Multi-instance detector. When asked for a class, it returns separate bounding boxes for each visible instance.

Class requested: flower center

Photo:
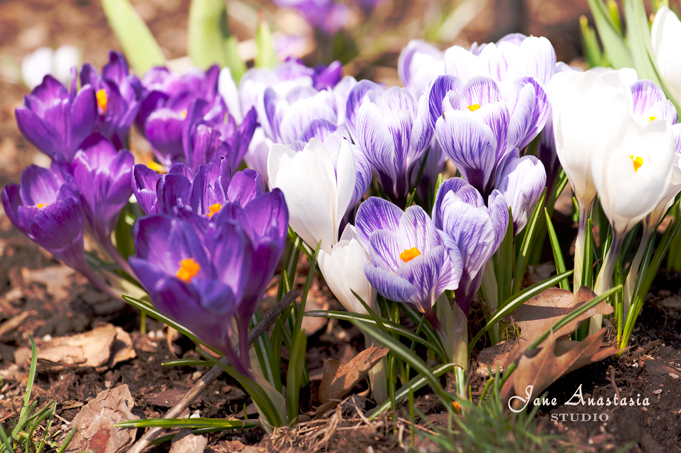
[176,258,200,283]
[36,203,48,209]
[648,116,657,122]
[467,104,481,112]
[147,160,167,174]
[96,88,108,114]
[629,155,644,173]
[207,203,222,218]
[180,109,188,119]
[399,247,421,263]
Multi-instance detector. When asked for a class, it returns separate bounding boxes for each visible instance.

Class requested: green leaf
[587,0,634,68]
[286,330,307,423]
[114,203,134,260]
[623,0,662,84]
[513,191,546,295]
[255,18,278,69]
[545,209,570,291]
[162,359,214,367]
[101,0,165,74]
[116,418,257,429]
[469,270,574,352]
[188,0,246,80]
[581,15,608,68]
[496,209,515,308]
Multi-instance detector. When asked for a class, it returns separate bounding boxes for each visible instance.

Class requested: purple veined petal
[229,108,258,168]
[68,85,98,153]
[19,165,62,207]
[168,162,194,180]
[186,124,222,172]
[436,236,463,294]
[506,36,557,86]
[15,107,64,161]
[494,146,520,185]
[279,94,338,144]
[206,219,251,297]
[496,154,546,235]
[397,205,440,254]
[647,100,678,125]
[356,100,397,188]
[346,79,385,141]
[227,169,265,206]
[30,195,84,251]
[145,108,186,164]
[426,75,463,129]
[355,196,404,249]
[461,76,502,107]
[410,94,435,164]
[384,108,414,189]
[488,189,510,250]
[157,173,193,214]
[368,229,403,272]
[498,32,528,47]
[631,80,667,116]
[132,164,161,214]
[2,185,26,235]
[239,188,289,240]
[435,111,497,195]
[297,118,339,144]
[444,45,488,83]
[364,263,417,303]
[257,87,285,142]
[394,247,446,318]
[332,76,357,126]
[432,177,485,228]
[313,61,343,90]
[398,40,444,93]
[32,75,70,104]
[350,144,372,208]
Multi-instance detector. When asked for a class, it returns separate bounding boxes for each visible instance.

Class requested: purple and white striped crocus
[79,51,141,150]
[431,75,548,197]
[432,178,508,314]
[630,80,678,127]
[15,74,97,163]
[71,134,134,270]
[444,33,557,86]
[353,86,432,206]
[398,39,445,98]
[355,197,463,330]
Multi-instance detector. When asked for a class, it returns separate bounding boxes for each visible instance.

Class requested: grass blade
[544,208,569,291]
[116,418,258,429]
[513,191,546,295]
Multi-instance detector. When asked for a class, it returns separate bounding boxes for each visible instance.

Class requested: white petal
[218,67,243,123]
[334,140,356,238]
[21,47,53,89]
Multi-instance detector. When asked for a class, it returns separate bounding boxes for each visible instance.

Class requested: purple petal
[355,197,403,248]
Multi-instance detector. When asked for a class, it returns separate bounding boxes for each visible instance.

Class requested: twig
[126,290,299,453]
[608,365,620,400]
[0,311,34,338]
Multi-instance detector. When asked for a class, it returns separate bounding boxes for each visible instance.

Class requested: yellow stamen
[467,104,481,112]
[36,203,48,209]
[147,160,167,174]
[176,258,200,283]
[207,203,222,218]
[400,247,421,263]
[180,109,188,119]
[453,401,461,412]
[629,155,644,173]
[96,88,108,114]
[648,116,657,122]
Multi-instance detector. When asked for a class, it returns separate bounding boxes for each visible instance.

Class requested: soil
[1,0,680,452]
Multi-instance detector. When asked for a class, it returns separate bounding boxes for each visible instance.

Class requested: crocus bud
[652,7,681,107]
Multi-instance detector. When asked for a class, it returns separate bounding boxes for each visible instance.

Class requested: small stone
[653,389,663,394]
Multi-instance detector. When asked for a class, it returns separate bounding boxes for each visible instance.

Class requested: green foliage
[101,0,165,74]
[255,19,278,69]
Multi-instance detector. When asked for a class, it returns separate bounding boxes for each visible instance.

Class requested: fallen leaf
[65,385,139,453]
[318,346,388,406]
[21,266,77,300]
[642,358,681,376]
[476,286,613,374]
[169,429,207,453]
[501,328,617,407]
[14,324,135,371]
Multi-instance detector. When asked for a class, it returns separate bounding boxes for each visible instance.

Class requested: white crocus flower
[549,70,630,289]
[21,45,80,89]
[652,7,681,106]
[267,138,355,254]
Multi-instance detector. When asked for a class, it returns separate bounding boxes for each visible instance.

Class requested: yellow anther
[648,116,657,122]
[36,203,48,209]
[147,160,167,174]
[176,258,200,283]
[180,109,188,119]
[96,88,108,114]
[467,104,481,112]
[400,247,421,263]
[207,203,222,218]
[629,155,644,173]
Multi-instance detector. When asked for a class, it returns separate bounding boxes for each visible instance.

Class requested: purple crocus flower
[15,74,96,162]
[71,133,134,249]
[495,150,546,236]
[353,86,432,206]
[79,51,142,150]
[432,178,508,314]
[432,75,548,197]
[355,197,463,330]
[273,0,350,34]
[630,80,678,126]
[130,214,253,375]
[2,162,87,271]
[398,39,445,98]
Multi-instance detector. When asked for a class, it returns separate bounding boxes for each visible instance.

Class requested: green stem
[589,230,624,334]
[573,199,594,292]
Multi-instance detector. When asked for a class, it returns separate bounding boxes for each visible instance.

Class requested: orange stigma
[467,104,481,112]
[629,155,644,173]
[399,247,421,263]
[96,88,108,114]
[207,203,222,218]
[147,160,167,174]
[176,258,200,283]
[36,203,48,209]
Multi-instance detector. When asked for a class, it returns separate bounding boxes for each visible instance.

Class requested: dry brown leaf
[476,286,614,374]
[318,346,388,405]
[111,327,136,367]
[65,384,139,453]
[501,328,617,408]
[169,429,208,453]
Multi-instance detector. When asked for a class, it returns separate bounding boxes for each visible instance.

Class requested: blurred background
[0,0,591,188]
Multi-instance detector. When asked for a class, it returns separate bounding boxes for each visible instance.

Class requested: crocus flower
[398,40,445,98]
[549,69,630,289]
[22,45,80,90]
[80,51,142,150]
[444,33,557,86]
[15,75,96,162]
[495,151,546,236]
[432,178,508,314]
[355,197,463,329]
[353,86,432,205]
[2,163,88,271]
[652,7,681,107]
[71,134,134,258]
[630,80,678,127]
[130,214,252,375]
[432,75,548,197]
[268,138,356,253]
